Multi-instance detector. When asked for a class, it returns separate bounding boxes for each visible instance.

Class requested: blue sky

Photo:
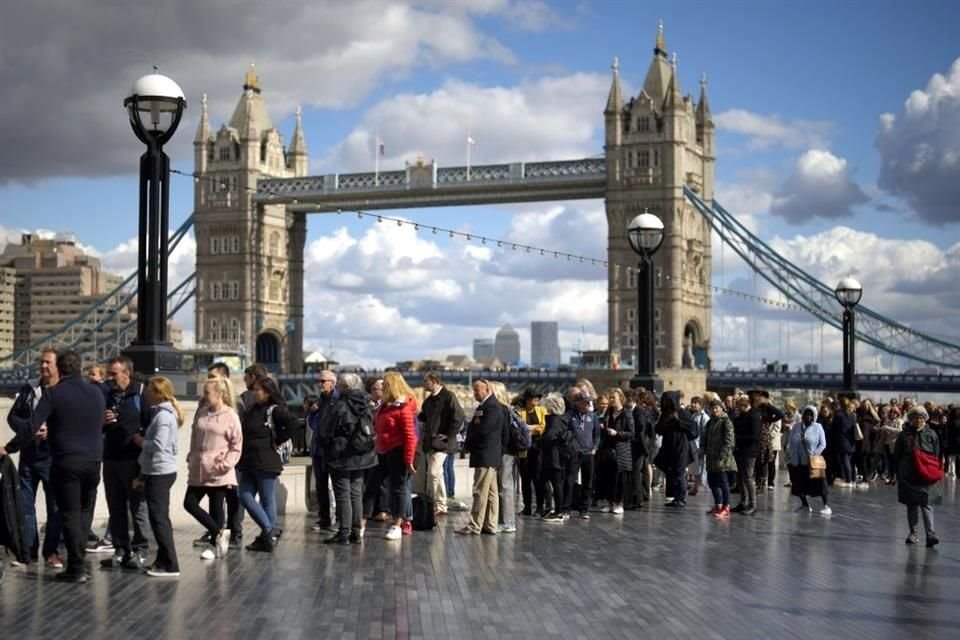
[1,0,959,371]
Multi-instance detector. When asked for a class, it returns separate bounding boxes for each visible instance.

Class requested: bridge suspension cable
[684,186,960,370]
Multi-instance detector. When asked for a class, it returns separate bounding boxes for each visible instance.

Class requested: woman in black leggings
[538,393,571,523]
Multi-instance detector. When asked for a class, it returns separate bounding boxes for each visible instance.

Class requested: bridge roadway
[2,476,957,638]
[276,369,960,404]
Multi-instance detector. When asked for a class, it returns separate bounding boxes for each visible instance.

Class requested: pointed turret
[696,72,713,124]
[239,98,259,141]
[287,105,308,175]
[230,62,274,137]
[605,56,624,115]
[641,20,672,106]
[243,61,261,94]
[195,93,212,143]
[664,52,684,111]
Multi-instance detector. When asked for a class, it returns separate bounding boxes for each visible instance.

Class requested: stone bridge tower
[193,64,308,373]
[604,23,714,372]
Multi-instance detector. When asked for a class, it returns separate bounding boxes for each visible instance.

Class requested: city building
[0,267,15,360]
[473,338,494,359]
[193,63,309,373]
[494,324,521,366]
[0,233,140,364]
[530,321,560,369]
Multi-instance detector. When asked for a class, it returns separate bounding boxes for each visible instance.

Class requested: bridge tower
[193,64,308,373]
[604,23,714,372]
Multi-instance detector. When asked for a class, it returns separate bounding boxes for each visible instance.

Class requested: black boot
[245,532,275,553]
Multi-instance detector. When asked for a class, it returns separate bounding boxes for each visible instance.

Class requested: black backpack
[348,404,376,455]
[507,408,532,454]
[412,494,437,531]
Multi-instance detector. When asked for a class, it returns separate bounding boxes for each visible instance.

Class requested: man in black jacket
[455,380,506,535]
[99,356,151,570]
[654,391,699,508]
[4,348,63,568]
[732,389,784,515]
[4,351,105,583]
[419,371,465,517]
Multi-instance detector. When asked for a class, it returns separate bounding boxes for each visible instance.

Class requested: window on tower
[210,237,220,255]
[639,150,650,168]
[639,117,650,133]
[219,147,230,161]
[231,236,241,253]
[627,267,635,289]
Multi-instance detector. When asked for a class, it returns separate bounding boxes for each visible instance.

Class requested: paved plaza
[2,479,958,640]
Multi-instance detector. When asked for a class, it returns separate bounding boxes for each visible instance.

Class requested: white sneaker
[200,547,216,560]
[819,505,833,516]
[612,505,624,515]
[602,505,613,513]
[795,504,812,513]
[384,526,402,540]
[216,529,230,558]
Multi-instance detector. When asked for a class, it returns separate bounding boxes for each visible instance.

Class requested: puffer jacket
[187,405,242,487]
[894,424,942,507]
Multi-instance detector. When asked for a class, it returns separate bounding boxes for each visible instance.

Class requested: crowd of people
[0,349,955,585]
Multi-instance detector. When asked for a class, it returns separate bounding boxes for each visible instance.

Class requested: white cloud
[325,74,609,171]
[0,0,533,182]
[769,149,869,223]
[876,57,960,225]
[714,109,834,150]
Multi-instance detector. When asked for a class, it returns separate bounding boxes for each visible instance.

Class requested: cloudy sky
[2,0,959,372]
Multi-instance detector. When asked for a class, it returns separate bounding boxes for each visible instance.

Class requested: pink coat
[187,405,243,487]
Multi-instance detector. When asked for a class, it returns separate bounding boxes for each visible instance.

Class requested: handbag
[808,454,827,479]
[853,422,864,441]
[911,435,944,484]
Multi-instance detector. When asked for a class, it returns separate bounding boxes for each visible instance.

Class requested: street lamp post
[834,276,863,398]
[121,69,187,377]
[627,210,665,393]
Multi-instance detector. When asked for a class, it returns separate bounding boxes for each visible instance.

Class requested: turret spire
[194,93,212,143]
[243,61,261,94]
[288,104,307,156]
[697,72,713,125]
[665,52,683,110]
[654,19,667,58]
[604,56,624,115]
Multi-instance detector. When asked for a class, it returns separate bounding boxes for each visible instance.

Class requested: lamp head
[124,70,186,144]
[627,211,665,257]
[834,276,863,308]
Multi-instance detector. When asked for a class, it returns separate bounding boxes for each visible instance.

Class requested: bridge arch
[683,318,710,370]
[256,331,283,373]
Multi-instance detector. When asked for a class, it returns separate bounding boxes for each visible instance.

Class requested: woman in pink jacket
[183,377,243,560]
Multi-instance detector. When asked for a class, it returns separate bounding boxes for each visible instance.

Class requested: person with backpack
[419,371,465,518]
[493,382,524,534]
[324,373,377,544]
[538,393,575,522]
[894,406,942,548]
[596,388,634,515]
[237,377,294,553]
[100,356,152,571]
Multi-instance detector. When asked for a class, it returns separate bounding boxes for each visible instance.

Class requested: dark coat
[831,411,858,455]
[631,404,656,459]
[465,395,506,468]
[943,409,960,456]
[702,414,736,472]
[0,455,27,563]
[7,375,105,465]
[894,424,943,506]
[325,389,377,472]
[599,409,634,472]
[733,403,784,458]
[5,382,50,464]
[419,386,465,454]
[238,402,295,475]
[103,381,150,461]
[540,414,571,471]
[653,392,698,471]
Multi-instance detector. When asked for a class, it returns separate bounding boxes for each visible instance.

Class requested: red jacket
[375,396,418,465]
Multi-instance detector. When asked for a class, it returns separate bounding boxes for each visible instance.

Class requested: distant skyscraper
[473,338,494,359]
[494,324,521,365]
[531,321,560,368]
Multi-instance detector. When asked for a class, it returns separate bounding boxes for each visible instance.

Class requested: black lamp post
[834,276,863,398]
[627,210,664,392]
[121,69,186,376]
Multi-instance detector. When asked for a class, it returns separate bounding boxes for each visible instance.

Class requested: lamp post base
[121,342,190,394]
[629,373,663,394]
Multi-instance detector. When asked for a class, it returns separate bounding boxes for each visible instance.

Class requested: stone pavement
[2,478,958,640]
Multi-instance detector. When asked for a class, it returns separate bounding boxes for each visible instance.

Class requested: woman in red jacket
[375,372,418,540]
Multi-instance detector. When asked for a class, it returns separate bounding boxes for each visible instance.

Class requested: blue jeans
[443,453,456,498]
[20,458,62,559]
[238,470,278,534]
[707,471,731,507]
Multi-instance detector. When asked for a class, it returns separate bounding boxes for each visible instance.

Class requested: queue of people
[1,353,953,586]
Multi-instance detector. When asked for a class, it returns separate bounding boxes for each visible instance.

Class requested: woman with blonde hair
[491,382,519,533]
[373,371,418,540]
[597,388,634,514]
[185,376,243,560]
[133,377,183,578]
